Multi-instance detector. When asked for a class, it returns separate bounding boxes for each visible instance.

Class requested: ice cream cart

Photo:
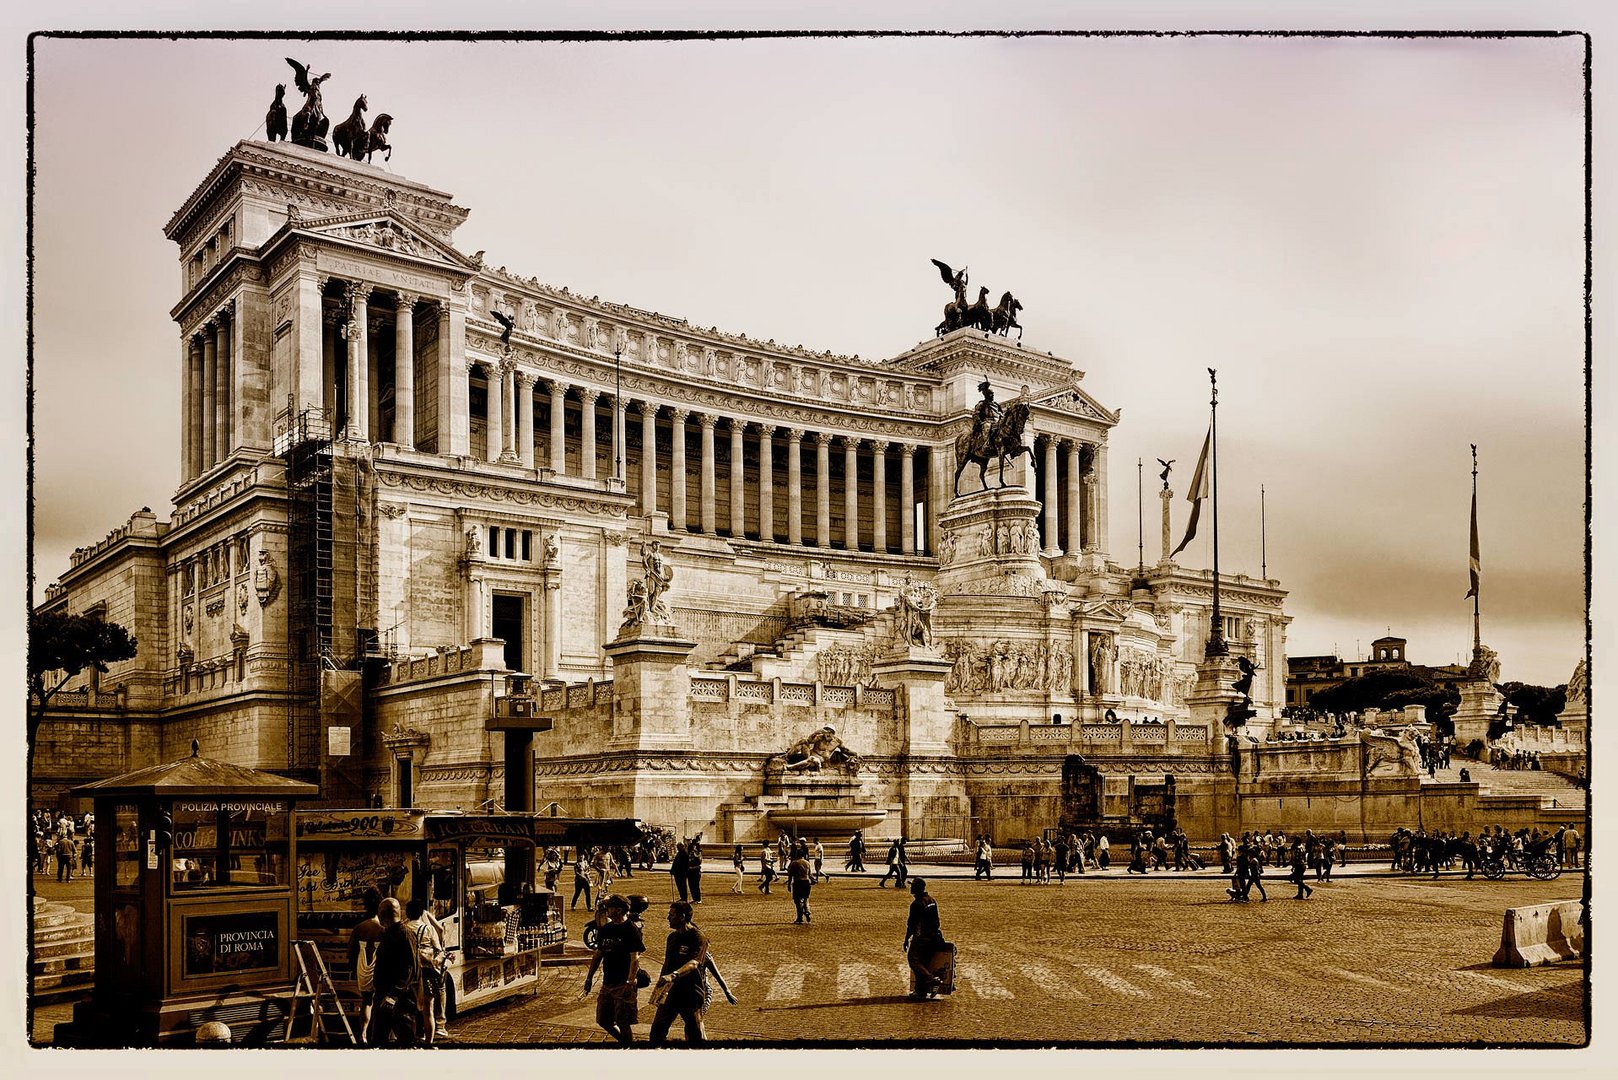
[292,808,643,1016]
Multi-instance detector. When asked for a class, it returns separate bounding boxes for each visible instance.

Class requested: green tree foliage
[28,609,138,744]
[1492,682,1568,728]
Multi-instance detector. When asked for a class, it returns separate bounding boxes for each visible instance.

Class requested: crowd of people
[31,808,93,882]
[1489,746,1546,771]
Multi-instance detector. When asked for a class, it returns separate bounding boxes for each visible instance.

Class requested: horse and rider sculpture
[931,258,1024,340]
[270,60,394,163]
[953,381,1035,496]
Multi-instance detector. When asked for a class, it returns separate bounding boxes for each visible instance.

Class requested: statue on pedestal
[1088,632,1114,695]
[620,540,674,636]
[284,58,332,149]
[953,382,1034,494]
[891,573,938,649]
[266,84,288,142]
[775,724,862,773]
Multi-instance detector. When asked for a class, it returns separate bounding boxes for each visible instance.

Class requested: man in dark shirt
[346,887,384,1043]
[369,897,423,1047]
[582,894,643,1046]
[648,900,710,1047]
[787,850,814,924]
[903,877,950,1000]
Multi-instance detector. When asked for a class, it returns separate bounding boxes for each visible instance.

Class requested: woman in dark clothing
[670,843,691,902]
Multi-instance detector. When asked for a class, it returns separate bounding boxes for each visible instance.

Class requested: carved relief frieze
[941,638,1074,695]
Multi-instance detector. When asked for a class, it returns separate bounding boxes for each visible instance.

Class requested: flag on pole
[1170,425,1211,557]
[1465,445,1480,599]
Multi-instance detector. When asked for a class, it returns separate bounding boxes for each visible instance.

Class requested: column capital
[841,434,862,451]
[698,412,719,430]
[344,280,373,306]
[316,273,330,291]
[215,299,236,325]
[466,357,485,375]
[577,386,601,405]
[341,321,363,343]
[785,426,804,441]
[814,430,836,447]
[499,357,518,377]
[542,377,568,395]
[670,407,689,424]
[608,392,628,410]
[514,369,536,389]
[870,439,890,454]
[900,442,917,458]
[396,289,418,309]
[637,398,659,417]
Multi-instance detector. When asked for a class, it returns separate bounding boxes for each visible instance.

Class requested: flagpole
[1136,457,1145,576]
[1260,484,1267,580]
[1206,368,1226,657]
[1471,443,1480,654]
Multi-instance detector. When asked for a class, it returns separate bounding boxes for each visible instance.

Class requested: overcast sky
[27,31,1587,685]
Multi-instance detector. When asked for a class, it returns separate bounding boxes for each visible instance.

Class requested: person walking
[571,852,594,910]
[903,878,951,1001]
[1244,844,1268,902]
[404,898,448,1044]
[670,843,691,903]
[1320,835,1336,882]
[847,830,866,873]
[974,837,993,880]
[731,843,747,894]
[896,838,910,888]
[881,838,903,888]
[787,848,814,924]
[1020,841,1035,883]
[347,888,385,1043]
[1218,833,1234,875]
[686,841,704,905]
[757,843,776,894]
[1289,844,1313,900]
[647,900,710,1047]
[1054,833,1070,883]
[812,839,826,883]
[369,897,424,1047]
[582,894,644,1046]
[54,832,75,883]
[1096,833,1110,870]
[1126,834,1148,875]
[1226,844,1250,902]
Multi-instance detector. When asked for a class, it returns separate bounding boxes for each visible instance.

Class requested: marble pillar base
[934,487,1046,595]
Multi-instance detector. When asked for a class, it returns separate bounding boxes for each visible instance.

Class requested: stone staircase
[31,895,95,1002]
[1429,762,1586,810]
[707,611,898,682]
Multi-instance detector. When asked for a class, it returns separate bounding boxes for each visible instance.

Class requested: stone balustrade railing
[380,645,484,687]
[968,718,1211,752]
[687,674,896,711]
[36,686,127,711]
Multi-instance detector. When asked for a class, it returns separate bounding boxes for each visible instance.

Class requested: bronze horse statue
[361,114,394,163]
[953,398,1034,494]
[332,95,370,160]
[938,286,991,336]
[989,291,1024,340]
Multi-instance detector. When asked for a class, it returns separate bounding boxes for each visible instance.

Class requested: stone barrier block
[1492,900,1585,967]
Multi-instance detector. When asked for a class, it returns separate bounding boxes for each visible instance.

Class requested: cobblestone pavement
[442,868,1587,1048]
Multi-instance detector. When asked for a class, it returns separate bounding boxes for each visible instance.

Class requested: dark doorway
[396,757,413,808]
[491,593,526,673]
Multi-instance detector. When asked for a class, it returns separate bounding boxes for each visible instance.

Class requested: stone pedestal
[603,629,697,750]
[935,488,1045,595]
[871,645,966,835]
[1452,679,1502,747]
[1186,655,1245,731]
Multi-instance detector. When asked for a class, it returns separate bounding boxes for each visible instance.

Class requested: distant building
[1285,634,1468,713]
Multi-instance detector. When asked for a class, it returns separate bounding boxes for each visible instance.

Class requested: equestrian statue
[331,95,393,162]
[953,381,1035,494]
[931,259,1025,339]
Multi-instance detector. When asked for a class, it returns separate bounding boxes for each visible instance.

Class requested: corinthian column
[484,361,504,463]
[547,380,567,473]
[900,443,916,554]
[815,431,833,547]
[200,322,217,464]
[516,371,535,468]
[872,440,889,554]
[759,426,775,541]
[394,293,415,447]
[1067,441,1083,558]
[786,428,803,546]
[214,312,231,458]
[348,284,370,442]
[640,401,658,513]
[843,437,860,550]
[729,419,746,538]
[1042,435,1061,555]
[670,409,688,531]
[579,388,599,479]
[611,394,626,481]
[1094,440,1110,556]
[185,335,203,479]
[699,413,718,535]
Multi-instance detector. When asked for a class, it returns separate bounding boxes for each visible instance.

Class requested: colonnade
[180,301,235,482]
[1032,433,1107,558]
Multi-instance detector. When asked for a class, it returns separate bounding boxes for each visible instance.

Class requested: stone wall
[374,641,505,810]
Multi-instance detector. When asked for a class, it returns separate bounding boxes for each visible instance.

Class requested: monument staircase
[707,610,901,684]
[31,894,95,1002]
[1426,761,1585,811]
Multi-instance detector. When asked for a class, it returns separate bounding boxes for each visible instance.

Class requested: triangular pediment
[1079,600,1134,622]
[297,209,478,270]
[1032,384,1120,425]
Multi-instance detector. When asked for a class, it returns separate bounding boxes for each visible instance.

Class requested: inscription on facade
[316,252,445,296]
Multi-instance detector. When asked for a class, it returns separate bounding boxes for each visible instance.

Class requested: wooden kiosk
[55,745,318,1046]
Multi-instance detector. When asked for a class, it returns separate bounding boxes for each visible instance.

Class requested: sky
[25,30,1588,686]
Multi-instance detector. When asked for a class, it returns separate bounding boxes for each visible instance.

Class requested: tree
[1309,668,1460,737]
[28,609,138,745]
[1492,682,1568,728]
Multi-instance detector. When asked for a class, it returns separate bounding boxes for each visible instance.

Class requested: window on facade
[488,526,499,554]
[521,530,532,561]
[169,799,290,891]
[504,529,516,560]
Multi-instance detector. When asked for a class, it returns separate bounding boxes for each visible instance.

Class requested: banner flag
[1170,425,1211,558]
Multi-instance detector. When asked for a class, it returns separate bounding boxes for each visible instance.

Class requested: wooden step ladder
[284,940,358,1046]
